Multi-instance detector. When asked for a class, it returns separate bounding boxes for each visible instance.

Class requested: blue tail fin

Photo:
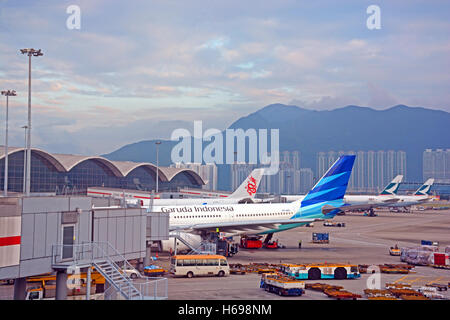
[293,155,356,219]
[302,155,356,207]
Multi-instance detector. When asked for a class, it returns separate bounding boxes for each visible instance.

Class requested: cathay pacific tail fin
[379,175,403,195]
[414,178,434,196]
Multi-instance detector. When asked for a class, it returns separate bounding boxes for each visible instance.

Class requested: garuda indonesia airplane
[153,155,356,250]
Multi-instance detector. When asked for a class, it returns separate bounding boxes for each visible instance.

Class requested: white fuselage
[344,194,397,205]
[281,194,397,211]
[154,202,298,232]
[389,195,431,207]
[141,197,247,207]
[155,202,299,253]
[281,195,306,202]
[283,194,395,204]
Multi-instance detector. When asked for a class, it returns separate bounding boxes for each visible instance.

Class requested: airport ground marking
[393,275,409,284]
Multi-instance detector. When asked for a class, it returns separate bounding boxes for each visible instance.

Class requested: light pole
[21,125,28,194]
[20,48,43,196]
[1,90,17,196]
[155,141,161,194]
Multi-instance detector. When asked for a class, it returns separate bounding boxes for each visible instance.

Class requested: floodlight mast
[1,90,17,196]
[20,48,43,196]
[21,125,28,194]
[155,141,161,194]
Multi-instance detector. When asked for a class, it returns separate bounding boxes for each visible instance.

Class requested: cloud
[366,82,398,108]
[0,1,448,154]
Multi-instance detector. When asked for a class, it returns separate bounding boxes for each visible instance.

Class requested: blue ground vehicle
[280,263,361,280]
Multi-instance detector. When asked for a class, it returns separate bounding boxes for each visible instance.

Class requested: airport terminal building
[0,146,205,194]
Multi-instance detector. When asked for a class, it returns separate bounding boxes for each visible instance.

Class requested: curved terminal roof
[160,167,205,185]
[0,146,206,185]
[50,153,124,177]
[112,161,160,178]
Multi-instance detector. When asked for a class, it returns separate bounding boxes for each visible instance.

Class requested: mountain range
[102,104,450,190]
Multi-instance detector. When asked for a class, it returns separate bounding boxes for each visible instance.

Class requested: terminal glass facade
[0,150,202,194]
[123,167,156,190]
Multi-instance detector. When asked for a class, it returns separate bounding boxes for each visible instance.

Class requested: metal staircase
[171,231,199,252]
[187,241,216,255]
[52,242,167,300]
[171,231,216,255]
[94,261,141,300]
[90,242,144,300]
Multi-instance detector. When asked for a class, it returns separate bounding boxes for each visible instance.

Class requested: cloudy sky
[0,0,449,154]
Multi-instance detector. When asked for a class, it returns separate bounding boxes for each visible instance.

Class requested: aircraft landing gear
[263,233,274,245]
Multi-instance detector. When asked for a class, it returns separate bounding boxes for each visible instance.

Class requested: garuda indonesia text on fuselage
[150,155,356,250]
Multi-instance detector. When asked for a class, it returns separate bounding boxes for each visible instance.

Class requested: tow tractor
[323,221,346,227]
[364,209,378,217]
[389,245,401,256]
[260,273,305,296]
[264,241,279,249]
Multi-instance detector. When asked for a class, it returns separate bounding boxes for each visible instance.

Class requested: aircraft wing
[251,198,277,203]
[340,203,378,211]
[379,197,400,204]
[169,217,318,235]
[342,197,400,212]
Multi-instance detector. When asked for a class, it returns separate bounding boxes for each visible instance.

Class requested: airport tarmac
[0,208,449,300]
[162,208,450,300]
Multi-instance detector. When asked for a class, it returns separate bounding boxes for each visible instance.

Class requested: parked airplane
[127,168,265,207]
[341,175,404,214]
[155,155,356,252]
[388,178,435,210]
[281,175,404,215]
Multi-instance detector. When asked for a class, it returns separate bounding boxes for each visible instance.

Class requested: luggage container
[400,246,439,265]
[421,240,438,246]
[430,252,450,269]
[312,233,329,244]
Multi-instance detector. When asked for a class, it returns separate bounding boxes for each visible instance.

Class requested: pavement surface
[1,208,449,300]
